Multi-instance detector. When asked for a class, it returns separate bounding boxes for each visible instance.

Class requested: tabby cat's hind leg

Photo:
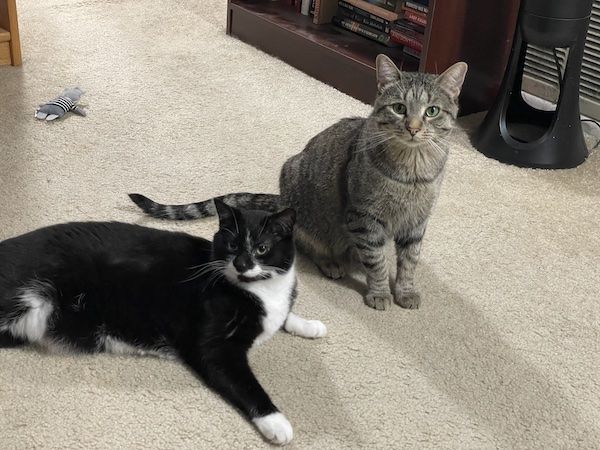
[315,258,345,280]
[294,226,346,279]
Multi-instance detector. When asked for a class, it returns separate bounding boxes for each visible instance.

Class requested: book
[338,1,392,27]
[363,0,401,12]
[313,0,338,24]
[390,24,423,51]
[402,5,427,27]
[405,0,428,13]
[310,0,316,15]
[332,16,398,47]
[393,20,424,38]
[337,3,391,33]
[403,45,422,59]
[344,0,399,22]
[301,0,311,15]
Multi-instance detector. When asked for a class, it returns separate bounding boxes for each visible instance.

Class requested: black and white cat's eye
[227,241,238,252]
[256,244,269,256]
[392,103,407,115]
[425,106,440,118]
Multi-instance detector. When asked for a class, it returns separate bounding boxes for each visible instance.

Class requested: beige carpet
[1,0,599,448]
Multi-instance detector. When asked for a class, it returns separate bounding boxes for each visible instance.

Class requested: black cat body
[0,201,327,445]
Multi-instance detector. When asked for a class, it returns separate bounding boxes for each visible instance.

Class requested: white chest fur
[241,265,296,347]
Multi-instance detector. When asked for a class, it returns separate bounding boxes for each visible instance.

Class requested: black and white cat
[0,199,326,445]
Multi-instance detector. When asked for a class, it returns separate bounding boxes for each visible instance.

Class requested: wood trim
[0,41,10,65]
[0,0,21,66]
[0,26,9,42]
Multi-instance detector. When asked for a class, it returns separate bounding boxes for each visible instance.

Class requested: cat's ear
[376,54,402,93]
[214,198,238,229]
[435,62,468,99]
[267,208,296,235]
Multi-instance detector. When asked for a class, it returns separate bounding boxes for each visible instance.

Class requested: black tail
[128,193,282,221]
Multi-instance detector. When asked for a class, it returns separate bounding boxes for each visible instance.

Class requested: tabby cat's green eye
[425,106,440,118]
[392,103,407,115]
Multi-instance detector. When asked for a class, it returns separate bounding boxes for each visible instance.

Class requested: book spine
[404,1,428,13]
[344,0,398,21]
[313,0,338,24]
[301,0,311,15]
[309,0,316,14]
[403,7,427,27]
[390,28,423,51]
[393,21,423,38]
[363,0,398,12]
[338,4,391,32]
[313,0,321,22]
[332,16,394,46]
[338,1,391,26]
[403,45,422,59]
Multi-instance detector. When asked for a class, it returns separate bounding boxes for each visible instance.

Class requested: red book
[390,27,423,51]
[402,6,427,27]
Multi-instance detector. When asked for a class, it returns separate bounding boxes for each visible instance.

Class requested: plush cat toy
[35,88,87,121]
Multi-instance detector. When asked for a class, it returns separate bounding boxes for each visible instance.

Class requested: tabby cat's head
[372,55,468,146]
[212,199,296,283]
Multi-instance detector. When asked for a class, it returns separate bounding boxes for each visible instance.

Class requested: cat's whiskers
[221,227,236,237]
[260,264,287,275]
[205,271,226,291]
[181,260,228,283]
[426,139,446,159]
[356,132,397,155]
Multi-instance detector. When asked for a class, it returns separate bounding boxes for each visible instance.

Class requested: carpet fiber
[1,0,599,448]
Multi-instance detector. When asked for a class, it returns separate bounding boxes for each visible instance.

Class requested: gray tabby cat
[130,55,468,311]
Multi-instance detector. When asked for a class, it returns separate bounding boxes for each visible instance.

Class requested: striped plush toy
[35,87,87,121]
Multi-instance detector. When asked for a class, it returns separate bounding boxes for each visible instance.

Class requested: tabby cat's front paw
[253,412,293,445]
[394,290,421,309]
[364,292,392,311]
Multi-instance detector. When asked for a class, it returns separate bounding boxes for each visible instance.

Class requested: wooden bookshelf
[227,0,521,114]
[0,0,22,66]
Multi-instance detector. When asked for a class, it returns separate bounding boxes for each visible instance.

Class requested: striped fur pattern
[129,55,467,311]
[280,56,467,310]
[129,193,281,220]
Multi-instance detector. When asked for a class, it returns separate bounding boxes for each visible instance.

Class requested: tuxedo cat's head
[212,199,296,283]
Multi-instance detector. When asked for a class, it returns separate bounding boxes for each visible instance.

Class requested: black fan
[473,0,594,168]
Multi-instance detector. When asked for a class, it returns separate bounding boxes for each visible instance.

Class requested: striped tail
[128,192,282,220]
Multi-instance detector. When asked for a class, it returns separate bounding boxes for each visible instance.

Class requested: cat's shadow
[296,255,598,446]
[6,333,365,447]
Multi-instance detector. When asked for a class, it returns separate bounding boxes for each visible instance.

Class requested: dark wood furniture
[227,0,521,114]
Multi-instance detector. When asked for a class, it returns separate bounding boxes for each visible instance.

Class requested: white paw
[253,412,293,445]
[298,319,327,339]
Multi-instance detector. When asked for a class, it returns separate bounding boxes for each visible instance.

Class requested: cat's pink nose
[407,127,420,136]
